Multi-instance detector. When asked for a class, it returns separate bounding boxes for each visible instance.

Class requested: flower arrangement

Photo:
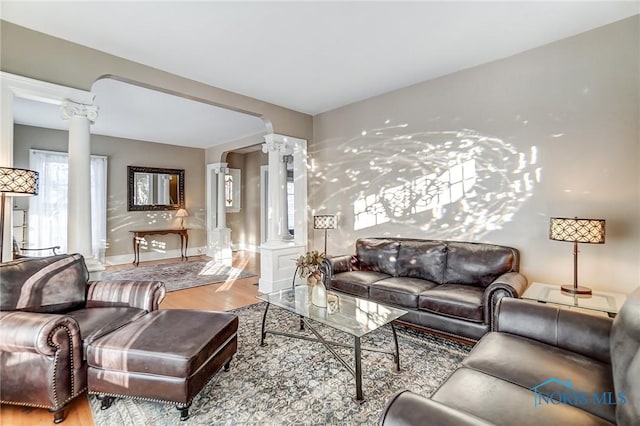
[295,250,326,285]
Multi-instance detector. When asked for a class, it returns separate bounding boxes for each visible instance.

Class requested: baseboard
[105,246,207,266]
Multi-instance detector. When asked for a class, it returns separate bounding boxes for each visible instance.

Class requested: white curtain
[29,149,107,260]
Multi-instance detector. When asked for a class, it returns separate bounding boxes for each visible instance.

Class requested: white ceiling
[3,1,639,147]
[13,79,268,148]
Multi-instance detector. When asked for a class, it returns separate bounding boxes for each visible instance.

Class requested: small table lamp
[0,167,39,261]
[549,217,605,295]
[175,208,188,229]
[313,214,337,254]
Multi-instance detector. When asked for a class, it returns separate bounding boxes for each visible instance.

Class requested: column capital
[61,100,98,123]
[262,140,289,154]
[210,162,228,174]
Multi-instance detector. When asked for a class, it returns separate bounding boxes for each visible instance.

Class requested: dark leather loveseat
[323,238,528,341]
[379,287,640,425]
[0,254,165,423]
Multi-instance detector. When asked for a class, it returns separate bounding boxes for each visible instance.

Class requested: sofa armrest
[322,255,353,280]
[496,298,612,364]
[86,280,166,311]
[0,311,81,357]
[379,390,494,426]
[483,272,528,329]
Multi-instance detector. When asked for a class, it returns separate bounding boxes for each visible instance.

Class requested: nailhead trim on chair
[2,324,85,411]
[0,388,87,411]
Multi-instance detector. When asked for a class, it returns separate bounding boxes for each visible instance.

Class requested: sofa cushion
[463,332,616,422]
[68,307,147,355]
[418,284,484,323]
[396,240,446,283]
[370,277,438,309]
[0,254,88,313]
[444,242,516,287]
[356,238,400,277]
[432,368,614,426]
[329,271,390,298]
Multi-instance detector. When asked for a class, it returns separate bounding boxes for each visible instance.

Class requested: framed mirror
[127,166,185,211]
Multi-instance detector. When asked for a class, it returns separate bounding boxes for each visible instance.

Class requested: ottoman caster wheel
[97,395,115,410]
[176,402,191,421]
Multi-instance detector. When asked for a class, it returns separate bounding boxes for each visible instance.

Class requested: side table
[129,228,189,266]
[522,282,627,318]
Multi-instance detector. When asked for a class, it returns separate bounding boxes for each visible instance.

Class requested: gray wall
[226,149,267,251]
[1,20,312,144]
[312,16,640,294]
[13,124,206,261]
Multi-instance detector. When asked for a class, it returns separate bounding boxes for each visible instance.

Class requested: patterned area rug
[101,260,256,292]
[88,303,471,425]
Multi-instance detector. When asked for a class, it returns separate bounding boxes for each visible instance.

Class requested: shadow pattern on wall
[312,124,541,241]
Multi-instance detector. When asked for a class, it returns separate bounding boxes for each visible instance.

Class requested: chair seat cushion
[87,309,238,378]
[68,306,147,354]
[432,368,614,426]
[370,277,438,308]
[418,284,484,322]
[463,332,616,422]
[329,271,390,298]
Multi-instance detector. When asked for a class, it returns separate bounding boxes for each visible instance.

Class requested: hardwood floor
[0,252,261,426]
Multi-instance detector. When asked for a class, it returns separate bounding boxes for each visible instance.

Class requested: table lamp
[175,208,188,229]
[549,217,605,295]
[0,167,39,261]
[313,214,337,254]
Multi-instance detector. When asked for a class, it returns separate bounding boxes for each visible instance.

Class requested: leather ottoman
[86,309,238,421]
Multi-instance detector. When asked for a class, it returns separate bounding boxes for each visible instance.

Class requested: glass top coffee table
[522,282,627,318]
[257,286,407,403]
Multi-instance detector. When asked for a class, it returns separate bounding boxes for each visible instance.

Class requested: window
[29,149,108,261]
[225,168,241,213]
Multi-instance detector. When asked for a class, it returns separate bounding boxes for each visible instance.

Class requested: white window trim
[226,168,241,213]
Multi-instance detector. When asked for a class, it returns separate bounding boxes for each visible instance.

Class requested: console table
[130,228,189,266]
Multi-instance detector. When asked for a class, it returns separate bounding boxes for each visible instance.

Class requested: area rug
[88,302,471,425]
[101,260,256,292]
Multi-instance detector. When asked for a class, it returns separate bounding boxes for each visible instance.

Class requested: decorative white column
[259,134,307,293]
[262,135,287,244]
[209,162,231,263]
[61,101,103,272]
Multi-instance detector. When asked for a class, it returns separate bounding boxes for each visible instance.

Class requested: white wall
[312,16,640,294]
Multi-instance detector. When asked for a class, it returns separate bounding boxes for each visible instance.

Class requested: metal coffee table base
[259,302,401,403]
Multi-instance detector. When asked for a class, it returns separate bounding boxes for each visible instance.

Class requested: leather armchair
[0,254,165,423]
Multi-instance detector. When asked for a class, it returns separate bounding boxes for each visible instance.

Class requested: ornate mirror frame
[127,166,185,211]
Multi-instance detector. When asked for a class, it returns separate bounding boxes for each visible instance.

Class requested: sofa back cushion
[0,254,88,313]
[444,242,518,288]
[356,238,400,277]
[396,240,447,283]
[610,287,640,425]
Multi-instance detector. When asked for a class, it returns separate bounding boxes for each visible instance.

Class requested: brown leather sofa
[323,238,528,341]
[0,254,165,423]
[379,287,640,426]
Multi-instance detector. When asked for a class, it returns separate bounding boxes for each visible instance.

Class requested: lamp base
[561,285,592,295]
